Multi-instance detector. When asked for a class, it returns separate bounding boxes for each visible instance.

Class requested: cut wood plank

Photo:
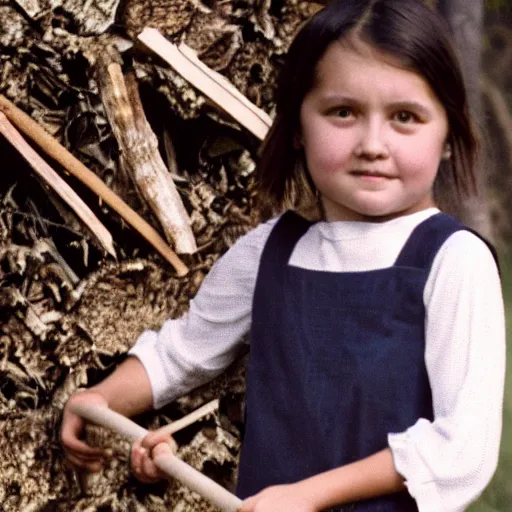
[0,112,117,258]
[137,27,272,141]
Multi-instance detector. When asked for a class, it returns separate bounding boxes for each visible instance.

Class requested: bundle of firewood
[0,0,321,510]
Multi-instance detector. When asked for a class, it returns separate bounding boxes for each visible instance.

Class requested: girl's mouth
[350,170,394,180]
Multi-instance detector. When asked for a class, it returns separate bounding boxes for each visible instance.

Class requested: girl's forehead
[324,32,414,71]
[316,39,412,83]
[311,39,439,104]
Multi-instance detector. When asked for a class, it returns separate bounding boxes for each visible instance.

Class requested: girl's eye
[394,111,417,123]
[332,107,354,119]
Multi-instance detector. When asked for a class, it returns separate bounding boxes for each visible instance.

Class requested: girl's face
[299,41,449,222]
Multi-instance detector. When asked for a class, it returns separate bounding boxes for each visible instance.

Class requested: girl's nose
[354,122,389,160]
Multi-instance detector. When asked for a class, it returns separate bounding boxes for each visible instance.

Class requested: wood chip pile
[0,0,321,510]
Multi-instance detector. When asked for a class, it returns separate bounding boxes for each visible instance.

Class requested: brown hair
[256,0,478,217]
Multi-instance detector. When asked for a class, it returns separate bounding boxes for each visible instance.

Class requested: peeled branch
[96,46,197,254]
[0,112,116,258]
[0,94,188,276]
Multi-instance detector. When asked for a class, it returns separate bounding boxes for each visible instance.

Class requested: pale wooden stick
[69,403,242,512]
[0,95,188,276]
[161,399,219,435]
[0,112,116,258]
[96,48,197,254]
[137,28,272,141]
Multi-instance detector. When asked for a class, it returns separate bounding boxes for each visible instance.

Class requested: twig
[69,403,242,512]
[12,211,86,238]
[35,238,80,285]
[137,28,272,141]
[0,112,117,258]
[96,47,197,254]
[0,94,188,276]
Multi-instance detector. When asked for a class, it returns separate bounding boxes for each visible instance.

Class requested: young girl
[61,0,506,510]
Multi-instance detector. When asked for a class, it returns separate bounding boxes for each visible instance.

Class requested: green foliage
[486,0,510,12]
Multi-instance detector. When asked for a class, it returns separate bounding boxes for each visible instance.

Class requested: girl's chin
[323,201,403,222]
[321,193,434,222]
[352,202,434,222]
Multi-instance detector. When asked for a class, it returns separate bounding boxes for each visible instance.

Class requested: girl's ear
[442,142,452,160]
[293,133,303,149]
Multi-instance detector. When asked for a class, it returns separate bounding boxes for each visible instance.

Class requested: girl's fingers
[60,415,105,457]
[63,446,105,465]
[141,431,178,466]
[131,440,143,472]
[61,391,112,472]
[239,495,257,512]
[65,451,105,472]
[141,449,164,480]
[132,430,177,483]
[141,429,177,451]
[131,441,168,483]
[64,445,110,462]
[131,443,159,483]
[152,441,174,458]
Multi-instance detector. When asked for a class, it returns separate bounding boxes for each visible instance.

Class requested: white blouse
[129,207,505,511]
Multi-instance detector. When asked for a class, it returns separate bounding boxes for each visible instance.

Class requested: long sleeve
[127,207,505,509]
[388,231,506,511]
[128,218,277,409]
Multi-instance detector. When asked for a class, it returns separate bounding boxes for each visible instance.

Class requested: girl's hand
[130,428,178,483]
[239,483,318,512]
[60,390,110,472]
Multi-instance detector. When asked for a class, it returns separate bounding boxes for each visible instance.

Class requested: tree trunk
[438,0,495,240]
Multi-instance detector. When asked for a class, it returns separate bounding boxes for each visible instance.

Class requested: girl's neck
[320,206,440,224]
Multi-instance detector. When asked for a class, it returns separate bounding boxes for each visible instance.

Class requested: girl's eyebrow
[317,94,360,105]
[388,101,432,118]
[318,94,432,117]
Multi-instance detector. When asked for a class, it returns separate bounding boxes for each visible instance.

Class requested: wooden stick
[137,28,272,141]
[96,47,197,254]
[0,113,117,258]
[161,399,219,435]
[0,94,189,276]
[69,403,242,512]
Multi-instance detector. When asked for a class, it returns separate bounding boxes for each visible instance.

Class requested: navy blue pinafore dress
[236,211,496,511]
